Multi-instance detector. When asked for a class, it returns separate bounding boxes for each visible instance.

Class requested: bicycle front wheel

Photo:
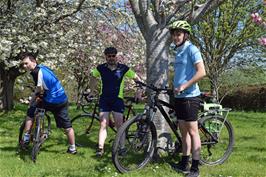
[112,114,157,173]
[18,120,26,145]
[71,114,98,147]
[199,115,234,165]
[31,117,41,162]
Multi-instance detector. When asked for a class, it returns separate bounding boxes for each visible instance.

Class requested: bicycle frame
[112,81,234,173]
[154,96,220,146]
[150,96,182,145]
[34,108,49,141]
[138,81,221,149]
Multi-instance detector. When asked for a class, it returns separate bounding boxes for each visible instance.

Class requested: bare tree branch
[189,0,226,23]
[152,0,160,20]
[166,0,192,25]
[54,0,86,23]
[139,0,158,30]
[129,0,147,37]
[36,0,44,7]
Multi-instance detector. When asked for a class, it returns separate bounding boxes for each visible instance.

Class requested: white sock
[23,133,30,142]
[69,144,76,151]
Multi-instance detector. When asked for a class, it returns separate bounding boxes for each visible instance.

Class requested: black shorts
[99,96,125,113]
[174,97,201,121]
[27,101,72,129]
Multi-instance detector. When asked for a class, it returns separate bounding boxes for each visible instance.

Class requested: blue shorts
[174,97,201,121]
[99,97,125,113]
[27,101,72,129]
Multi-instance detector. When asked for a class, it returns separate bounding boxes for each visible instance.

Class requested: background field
[0,105,266,177]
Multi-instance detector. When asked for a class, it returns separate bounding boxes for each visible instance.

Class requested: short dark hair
[169,28,190,35]
[20,52,37,62]
[104,47,117,55]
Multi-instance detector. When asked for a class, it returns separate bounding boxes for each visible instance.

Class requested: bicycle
[18,101,51,162]
[111,81,234,173]
[71,92,138,147]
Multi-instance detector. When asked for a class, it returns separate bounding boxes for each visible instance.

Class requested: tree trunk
[146,29,173,155]
[209,73,220,103]
[0,66,21,111]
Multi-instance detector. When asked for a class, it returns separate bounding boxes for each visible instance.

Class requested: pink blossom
[258,37,266,46]
[251,13,263,24]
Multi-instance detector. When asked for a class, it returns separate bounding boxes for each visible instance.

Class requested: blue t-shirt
[31,65,68,104]
[173,41,203,98]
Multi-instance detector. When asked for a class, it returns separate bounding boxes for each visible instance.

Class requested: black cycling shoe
[67,148,77,154]
[186,169,200,177]
[171,162,190,174]
[19,140,30,151]
[95,148,104,157]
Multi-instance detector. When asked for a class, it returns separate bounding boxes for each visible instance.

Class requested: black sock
[191,159,199,171]
[180,155,190,166]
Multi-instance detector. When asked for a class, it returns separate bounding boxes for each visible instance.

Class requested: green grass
[0,105,266,177]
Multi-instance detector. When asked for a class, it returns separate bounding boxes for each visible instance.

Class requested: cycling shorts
[99,96,125,113]
[27,101,72,129]
[174,97,201,121]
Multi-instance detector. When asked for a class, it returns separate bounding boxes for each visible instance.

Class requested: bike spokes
[112,117,156,173]
[199,115,234,165]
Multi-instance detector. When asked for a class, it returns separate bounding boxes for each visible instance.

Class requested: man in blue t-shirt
[168,21,206,177]
[20,52,77,154]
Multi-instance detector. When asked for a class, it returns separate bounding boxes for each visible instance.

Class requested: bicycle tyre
[112,114,157,173]
[199,115,234,165]
[31,116,41,162]
[18,120,26,144]
[71,114,98,147]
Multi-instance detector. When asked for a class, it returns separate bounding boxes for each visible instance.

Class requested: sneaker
[96,148,104,157]
[19,140,30,151]
[67,148,77,154]
[186,170,200,177]
[171,162,190,174]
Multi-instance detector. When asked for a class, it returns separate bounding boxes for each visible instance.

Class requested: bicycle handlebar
[135,81,173,95]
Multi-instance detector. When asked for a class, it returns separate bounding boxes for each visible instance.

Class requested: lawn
[0,104,266,177]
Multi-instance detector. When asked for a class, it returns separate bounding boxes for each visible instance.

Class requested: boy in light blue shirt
[168,20,206,177]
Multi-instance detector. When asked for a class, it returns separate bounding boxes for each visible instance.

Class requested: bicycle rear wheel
[112,114,157,173]
[71,114,98,147]
[199,115,234,165]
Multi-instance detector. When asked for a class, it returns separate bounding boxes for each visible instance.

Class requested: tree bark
[145,28,173,154]
[0,65,21,111]
[36,0,44,7]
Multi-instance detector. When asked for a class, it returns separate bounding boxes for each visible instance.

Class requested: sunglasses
[106,54,116,58]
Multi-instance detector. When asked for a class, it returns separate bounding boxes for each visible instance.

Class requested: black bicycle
[71,92,138,146]
[112,81,234,173]
[18,101,51,162]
